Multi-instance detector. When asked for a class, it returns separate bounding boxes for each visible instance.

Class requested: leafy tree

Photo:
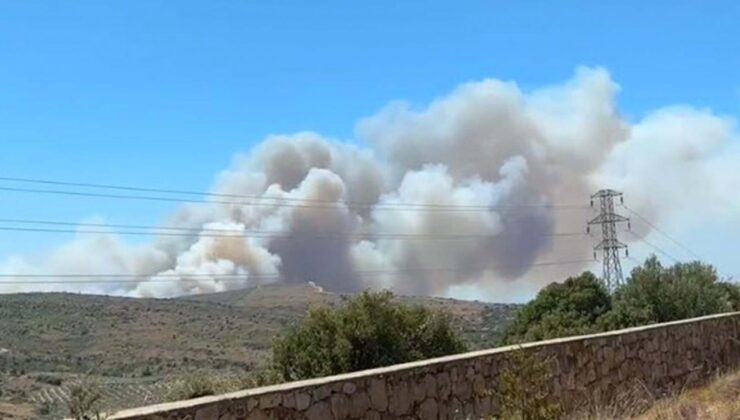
[503,272,611,344]
[502,257,738,346]
[717,280,740,311]
[600,256,735,329]
[271,290,467,381]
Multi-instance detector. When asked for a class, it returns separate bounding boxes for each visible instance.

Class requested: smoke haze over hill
[2,67,738,300]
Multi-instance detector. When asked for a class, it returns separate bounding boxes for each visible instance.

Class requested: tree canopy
[600,256,737,329]
[269,257,738,381]
[270,290,468,381]
[503,272,611,344]
[504,256,740,344]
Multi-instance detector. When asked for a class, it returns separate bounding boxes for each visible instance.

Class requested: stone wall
[111,312,740,420]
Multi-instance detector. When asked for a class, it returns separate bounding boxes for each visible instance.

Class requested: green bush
[271,290,468,381]
[166,371,280,402]
[67,378,105,420]
[601,257,736,330]
[35,373,63,386]
[166,373,219,401]
[504,257,739,344]
[503,272,611,344]
[717,280,740,311]
[38,401,54,416]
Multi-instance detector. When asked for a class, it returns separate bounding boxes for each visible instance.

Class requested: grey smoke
[2,67,738,299]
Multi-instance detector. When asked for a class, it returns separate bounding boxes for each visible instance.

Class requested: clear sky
[0,1,739,288]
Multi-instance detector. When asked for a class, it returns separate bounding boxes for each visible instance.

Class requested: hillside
[0,284,519,417]
[183,283,518,349]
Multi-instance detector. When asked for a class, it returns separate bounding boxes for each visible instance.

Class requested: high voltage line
[0,185,592,212]
[0,177,592,212]
[0,176,719,286]
[0,259,596,283]
[615,208,735,282]
[0,182,710,265]
[0,218,589,241]
[0,176,599,287]
[617,205,704,265]
[0,226,588,241]
[626,231,682,264]
[621,204,703,261]
[0,175,591,209]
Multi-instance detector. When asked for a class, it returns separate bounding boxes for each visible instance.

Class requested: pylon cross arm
[590,189,622,198]
[588,214,630,225]
[593,239,628,250]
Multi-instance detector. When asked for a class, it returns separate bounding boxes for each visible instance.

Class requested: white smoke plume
[1,67,738,299]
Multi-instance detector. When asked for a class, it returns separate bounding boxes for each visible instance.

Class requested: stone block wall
[110,312,740,420]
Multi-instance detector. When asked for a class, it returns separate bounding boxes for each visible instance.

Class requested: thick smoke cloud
[1,67,738,299]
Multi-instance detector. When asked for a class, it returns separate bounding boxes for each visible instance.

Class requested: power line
[621,204,703,261]
[0,259,594,278]
[0,225,587,241]
[627,231,681,264]
[0,175,590,209]
[0,180,591,213]
[0,185,591,213]
[0,259,596,283]
[0,223,589,241]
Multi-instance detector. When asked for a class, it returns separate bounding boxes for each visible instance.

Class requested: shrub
[67,378,105,420]
[717,281,740,311]
[38,401,54,416]
[166,373,219,400]
[165,372,269,402]
[271,290,468,381]
[503,272,611,344]
[601,257,735,330]
[495,347,563,420]
[504,257,739,345]
[35,373,63,386]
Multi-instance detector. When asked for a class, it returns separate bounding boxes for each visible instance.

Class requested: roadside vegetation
[503,256,740,344]
[243,256,738,420]
[637,368,740,420]
[568,367,740,420]
[269,290,468,381]
[2,256,738,418]
[489,255,740,419]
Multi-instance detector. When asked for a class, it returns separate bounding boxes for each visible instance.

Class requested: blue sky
[0,1,739,284]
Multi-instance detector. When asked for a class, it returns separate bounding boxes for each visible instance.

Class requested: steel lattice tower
[587,189,630,290]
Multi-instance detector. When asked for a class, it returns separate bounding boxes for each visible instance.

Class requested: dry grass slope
[568,368,740,420]
[637,369,740,420]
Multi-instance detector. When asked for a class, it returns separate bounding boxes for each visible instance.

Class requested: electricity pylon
[587,189,630,290]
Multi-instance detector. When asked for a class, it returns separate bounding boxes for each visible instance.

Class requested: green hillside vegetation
[2,255,737,418]
[0,283,518,418]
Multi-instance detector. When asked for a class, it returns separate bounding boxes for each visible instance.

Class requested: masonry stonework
[111,312,740,420]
